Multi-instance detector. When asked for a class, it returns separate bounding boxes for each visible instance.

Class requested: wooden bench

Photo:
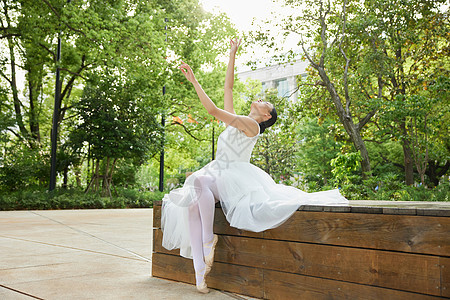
[152,201,450,299]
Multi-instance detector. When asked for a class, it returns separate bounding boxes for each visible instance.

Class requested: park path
[0,209,252,300]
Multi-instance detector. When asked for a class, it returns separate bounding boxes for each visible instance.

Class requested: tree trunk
[94,159,100,192]
[317,67,372,178]
[62,166,68,189]
[400,121,414,185]
[108,158,118,197]
[102,157,112,198]
[75,169,81,187]
[426,161,450,187]
[109,158,117,184]
[6,35,28,139]
[402,143,414,185]
[353,130,371,177]
[28,74,41,143]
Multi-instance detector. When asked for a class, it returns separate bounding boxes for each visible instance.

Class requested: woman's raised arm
[179,60,259,137]
[224,38,241,114]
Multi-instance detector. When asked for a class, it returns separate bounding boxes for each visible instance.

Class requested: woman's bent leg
[194,175,218,245]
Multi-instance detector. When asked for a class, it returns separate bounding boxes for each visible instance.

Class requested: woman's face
[251,99,273,119]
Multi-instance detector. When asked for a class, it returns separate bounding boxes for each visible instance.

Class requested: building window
[276,79,289,98]
[261,82,267,94]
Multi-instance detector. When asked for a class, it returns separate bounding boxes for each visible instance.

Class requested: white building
[237,59,309,102]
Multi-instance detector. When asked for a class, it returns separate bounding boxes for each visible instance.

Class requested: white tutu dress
[161,125,348,258]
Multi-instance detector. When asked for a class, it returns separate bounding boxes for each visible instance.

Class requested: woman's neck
[248,112,265,124]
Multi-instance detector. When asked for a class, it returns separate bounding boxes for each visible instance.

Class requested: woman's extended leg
[188,175,219,292]
[188,203,208,293]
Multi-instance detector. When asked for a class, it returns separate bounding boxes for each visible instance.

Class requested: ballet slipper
[195,266,209,294]
[197,280,209,294]
[204,234,218,276]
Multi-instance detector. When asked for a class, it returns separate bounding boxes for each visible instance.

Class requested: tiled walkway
[0,209,251,300]
[2,201,449,299]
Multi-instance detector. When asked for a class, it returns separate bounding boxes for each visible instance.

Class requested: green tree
[253,0,449,186]
[251,89,300,182]
[253,0,378,177]
[70,74,162,196]
[349,0,449,185]
[0,0,237,191]
[295,116,343,189]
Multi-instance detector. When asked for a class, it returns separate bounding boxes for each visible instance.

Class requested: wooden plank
[207,258,264,298]
[263,269,441,300]
[152,252,264,298]
[154,202,450,255]
[350,206,383,214]
[383,207,417,215]
[153,205,262,237]
[441,257,450,298]
[264,211,450,256]
[417,209,450,217]
[153,228,180,256]
[153,204,161,229]
[152,252,194,283]
[154,229,441,295]
[213,208,263,238]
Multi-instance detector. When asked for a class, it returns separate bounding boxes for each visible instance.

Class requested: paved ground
[1,201,449,299]
[0,209,253,300]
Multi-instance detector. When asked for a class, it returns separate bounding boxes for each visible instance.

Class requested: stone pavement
[1,201,449,299]
[0,209,254,300]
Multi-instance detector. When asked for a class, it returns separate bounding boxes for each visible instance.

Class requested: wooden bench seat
[152,201,450,299]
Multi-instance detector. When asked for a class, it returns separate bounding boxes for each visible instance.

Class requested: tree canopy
[0,0,448,203]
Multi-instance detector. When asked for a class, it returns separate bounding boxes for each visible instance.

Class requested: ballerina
[160,38,348,293]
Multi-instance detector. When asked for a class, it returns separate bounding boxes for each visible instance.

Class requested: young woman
[160,38,348,293]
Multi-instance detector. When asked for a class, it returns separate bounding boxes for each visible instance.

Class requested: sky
[199,0,278,31]
[198,0,297,68]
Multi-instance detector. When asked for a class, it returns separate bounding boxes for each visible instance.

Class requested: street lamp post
[212,126,215,161]
[159,88,165,192]
[159,18,168,192]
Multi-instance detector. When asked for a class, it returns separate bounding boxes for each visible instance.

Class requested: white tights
[188,175,218,287]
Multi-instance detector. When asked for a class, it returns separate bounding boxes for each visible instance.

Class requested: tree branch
[38,42,56,61]
[299,36,318,68]
[170,122,208,142]
[41,0,87,38]
[60,67,88,80]
[318,0,328,67]
[0,68,12,84]
[339,0,351,118]
[0,33,20,39]
[7,128,21,140]
[358,108,377,130]
[60,55,90,100]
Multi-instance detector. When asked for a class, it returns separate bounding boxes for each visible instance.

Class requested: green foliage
[250,0,449,198]
[0,0,448,203]
[331,152,362,184]
[251,89,299,181]
[0,188,164,211]
[0,144,50,191]
[70,74,162,162]
[295,117,343,188]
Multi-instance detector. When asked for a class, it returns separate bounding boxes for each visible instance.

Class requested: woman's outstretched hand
[230,38,241,55]
[179,61,197,84]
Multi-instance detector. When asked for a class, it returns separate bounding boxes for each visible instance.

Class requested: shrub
[0,187,165,211]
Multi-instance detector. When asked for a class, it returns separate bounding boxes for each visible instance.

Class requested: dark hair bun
[258,108,277,134]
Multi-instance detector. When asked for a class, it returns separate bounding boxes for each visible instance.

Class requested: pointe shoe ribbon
[196,266,209,294]
[204,234,218,276]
